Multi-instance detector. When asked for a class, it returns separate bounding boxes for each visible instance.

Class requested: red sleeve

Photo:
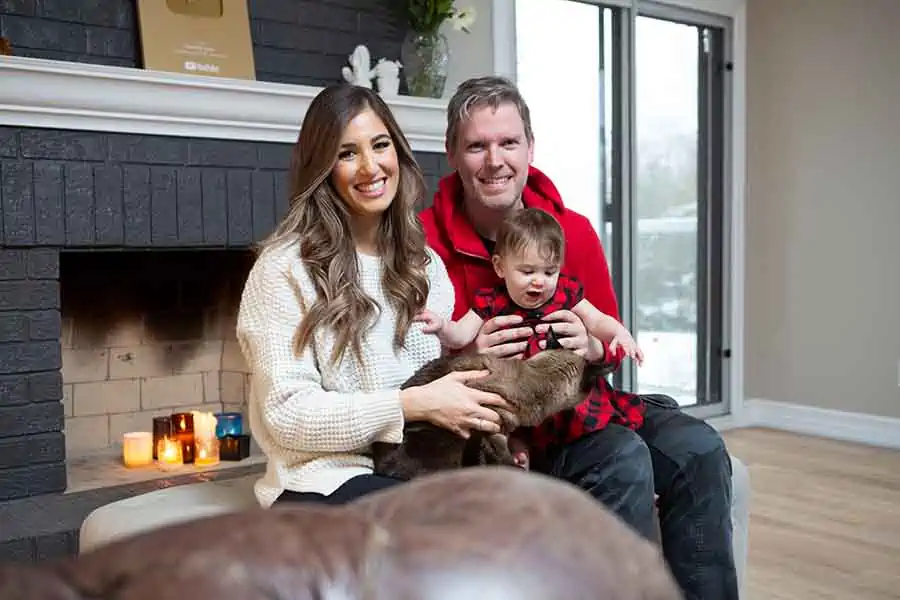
[567,217,625,371]
[471,287,496,320]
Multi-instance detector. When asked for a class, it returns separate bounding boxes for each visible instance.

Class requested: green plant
[395,0,476,35]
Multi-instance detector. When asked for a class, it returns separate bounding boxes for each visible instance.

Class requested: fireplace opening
[59,248,262,491]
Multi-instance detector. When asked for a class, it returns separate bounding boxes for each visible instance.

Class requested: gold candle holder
[156,436,183,471]
[194,436,220,466]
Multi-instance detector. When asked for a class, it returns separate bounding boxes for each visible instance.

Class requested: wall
[441,0,495,97]
[0,0,461,504]
[745,0,900,419]
[0,0,496,95]
[0,0,403,87]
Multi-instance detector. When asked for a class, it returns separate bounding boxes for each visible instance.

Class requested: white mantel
[0,56,448,153]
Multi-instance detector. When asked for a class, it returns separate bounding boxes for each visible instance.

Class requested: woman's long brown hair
[257,84,431,367]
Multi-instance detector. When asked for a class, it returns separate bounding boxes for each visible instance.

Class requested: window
[515,0,733,415]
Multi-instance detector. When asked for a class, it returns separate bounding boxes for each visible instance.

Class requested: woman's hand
[400,370,512,438]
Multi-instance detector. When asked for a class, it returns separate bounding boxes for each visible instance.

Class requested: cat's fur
[372,328,613,480]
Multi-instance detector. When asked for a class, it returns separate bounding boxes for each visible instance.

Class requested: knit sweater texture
[236,236,454,507]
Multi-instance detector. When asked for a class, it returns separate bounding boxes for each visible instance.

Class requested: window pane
[634,15,700,406]
[515,0,604,231]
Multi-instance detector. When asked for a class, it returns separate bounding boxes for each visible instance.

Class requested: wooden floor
[722,428,900,600]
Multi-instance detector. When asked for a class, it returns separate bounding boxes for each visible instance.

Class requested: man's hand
[535,309,587,352]
[473,314,533,359]
[536,310,606,362]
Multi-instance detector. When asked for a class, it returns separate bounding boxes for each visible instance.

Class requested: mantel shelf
[0,56,448,152]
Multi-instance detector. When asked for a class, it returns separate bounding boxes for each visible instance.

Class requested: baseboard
[740,398,900,450]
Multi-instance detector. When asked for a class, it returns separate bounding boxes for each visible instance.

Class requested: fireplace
[59,249,254,457]
[0,52,449,563]
[0,123,294,504]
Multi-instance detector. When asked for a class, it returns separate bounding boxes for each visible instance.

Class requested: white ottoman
[78,475,259,554]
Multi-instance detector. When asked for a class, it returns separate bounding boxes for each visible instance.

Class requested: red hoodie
[420,166,645,453]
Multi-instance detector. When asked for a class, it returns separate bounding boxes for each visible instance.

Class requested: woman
[236,84,510,508]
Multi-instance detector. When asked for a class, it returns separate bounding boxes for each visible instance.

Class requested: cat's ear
[545,325,563,350]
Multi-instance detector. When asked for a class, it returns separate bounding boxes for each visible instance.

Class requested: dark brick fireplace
[0,128,447,503]
[0,0,452,561]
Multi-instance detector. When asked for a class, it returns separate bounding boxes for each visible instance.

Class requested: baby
[417,208,644,468]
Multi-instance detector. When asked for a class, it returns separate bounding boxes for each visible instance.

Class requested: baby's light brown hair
[494,208,565,265]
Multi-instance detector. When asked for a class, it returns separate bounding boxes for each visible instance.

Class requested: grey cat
[372,328,613,480]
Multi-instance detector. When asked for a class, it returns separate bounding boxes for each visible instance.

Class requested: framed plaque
[136,0,256,80]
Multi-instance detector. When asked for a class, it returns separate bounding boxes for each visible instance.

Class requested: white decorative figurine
[374,58,402,98]
[341,44,374,88]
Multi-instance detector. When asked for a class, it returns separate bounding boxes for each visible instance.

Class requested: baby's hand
[414,309,444,334]
[609,333,644,366]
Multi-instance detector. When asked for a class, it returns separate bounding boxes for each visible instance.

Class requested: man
[420,76,739,600]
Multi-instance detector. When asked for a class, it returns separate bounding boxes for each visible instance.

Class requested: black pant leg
[540,424,659,543]
[274,474,405,506]
[637,394,739,600]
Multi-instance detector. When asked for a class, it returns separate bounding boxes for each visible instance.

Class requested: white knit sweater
[235,236,455,508]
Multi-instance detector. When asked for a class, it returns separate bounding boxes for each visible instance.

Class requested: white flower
[450,6,477,34]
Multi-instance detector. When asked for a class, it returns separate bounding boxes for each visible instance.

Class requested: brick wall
[0,0,407,88]
[0,248,65,500]
[0,0,452,503]
[0,125,448,501]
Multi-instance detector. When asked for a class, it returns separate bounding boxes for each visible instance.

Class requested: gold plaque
[136,0,256,80]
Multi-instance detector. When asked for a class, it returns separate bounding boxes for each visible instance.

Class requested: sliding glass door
[632,9,729,410]
[515,0,733,416]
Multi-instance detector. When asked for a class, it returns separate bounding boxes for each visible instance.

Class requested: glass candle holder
[122,431,153,467]
[156,436,183,471]
[214,412,243,438]
[152,416,172,460]
[194,436,220,466]
[171,412,194,435]
[220,434,251,461]
[171,412,195,464]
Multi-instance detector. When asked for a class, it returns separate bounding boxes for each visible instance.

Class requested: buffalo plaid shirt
[472,274,645,455]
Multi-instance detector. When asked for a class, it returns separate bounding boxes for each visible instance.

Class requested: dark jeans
[274,474,404,505]
[538,394,738,600]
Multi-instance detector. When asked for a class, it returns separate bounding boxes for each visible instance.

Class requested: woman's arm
[236,247,405,453]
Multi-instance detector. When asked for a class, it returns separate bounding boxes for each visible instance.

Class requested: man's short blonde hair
[446,76,535,152]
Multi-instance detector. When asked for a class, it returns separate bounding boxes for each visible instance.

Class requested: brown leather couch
[0,467,683,600]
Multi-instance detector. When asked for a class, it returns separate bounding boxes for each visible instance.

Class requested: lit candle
[152,416,172,460]
[192,411,220,467]
[171,412,195,464]
[156,436,183,471]
[122,431,153,467]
